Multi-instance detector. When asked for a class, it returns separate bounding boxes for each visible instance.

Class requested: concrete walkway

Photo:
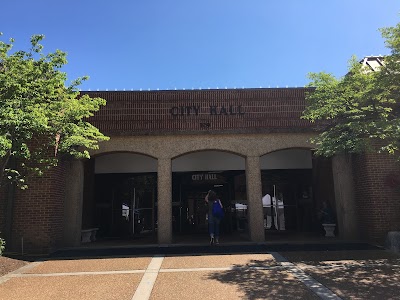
[1,246,399,300]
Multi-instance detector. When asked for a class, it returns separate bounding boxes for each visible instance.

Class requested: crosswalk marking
[132,255,164,300]
[271,252,343,300]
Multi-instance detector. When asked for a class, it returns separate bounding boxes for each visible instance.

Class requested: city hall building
[1,86,399,254]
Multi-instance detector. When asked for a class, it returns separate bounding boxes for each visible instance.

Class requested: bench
[81,228,99,243]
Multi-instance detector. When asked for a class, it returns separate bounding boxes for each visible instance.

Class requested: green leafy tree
[0,34,109,188]
[302,22,400,160]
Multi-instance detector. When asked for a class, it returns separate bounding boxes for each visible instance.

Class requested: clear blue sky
[2,1,400,91]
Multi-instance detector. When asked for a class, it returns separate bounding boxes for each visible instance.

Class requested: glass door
[94,173,157,240]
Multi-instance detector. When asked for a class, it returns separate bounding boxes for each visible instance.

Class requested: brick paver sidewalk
[0,249,399,299]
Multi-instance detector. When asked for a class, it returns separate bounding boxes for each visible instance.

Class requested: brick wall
[353,152,400,243]
[9,162,66,254]
[85,88,322,136]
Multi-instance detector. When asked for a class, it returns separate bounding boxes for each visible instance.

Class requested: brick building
[1,87,399,254]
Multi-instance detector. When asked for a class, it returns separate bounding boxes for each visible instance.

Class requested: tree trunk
[0,151,11,188]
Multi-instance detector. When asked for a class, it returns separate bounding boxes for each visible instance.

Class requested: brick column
[63,159,85,247]
[332,154,359,239]
[157,157,172,244]
[245,156,265,242]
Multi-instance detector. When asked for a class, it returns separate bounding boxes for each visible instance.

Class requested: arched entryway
[171,150,249,243]
[83,152,158,244]
[260,148,336,239]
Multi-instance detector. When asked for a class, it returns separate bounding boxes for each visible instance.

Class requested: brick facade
[85,88,320,136]
[1,88,399,253]
[353,152,400,243]
[8,162,65,254]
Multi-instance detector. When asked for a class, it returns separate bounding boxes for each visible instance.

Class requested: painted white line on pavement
[8,269,146,277]
[271,252,343,300]
[0,261,44,285]
[132,255,164,300]
[2,264,290,279]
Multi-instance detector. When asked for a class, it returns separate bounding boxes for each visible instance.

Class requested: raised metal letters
[170,105,245,116]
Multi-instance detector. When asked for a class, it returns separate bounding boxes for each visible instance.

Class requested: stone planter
[322,223,336,237]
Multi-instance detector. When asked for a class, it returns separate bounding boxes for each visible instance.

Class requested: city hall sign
[170,105,245,116]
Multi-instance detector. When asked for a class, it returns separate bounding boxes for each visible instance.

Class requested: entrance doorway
[93,173,157,241]
[172,171,249,241]
[171,150,248,243]
[261,169,314,233]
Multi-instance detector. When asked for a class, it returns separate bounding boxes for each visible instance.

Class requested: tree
[0,34,109,188]
[302,22,400,160]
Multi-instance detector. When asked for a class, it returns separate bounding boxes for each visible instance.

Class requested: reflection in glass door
[261,169,314,233]
[94,173,157,240]
[172,171,248,238]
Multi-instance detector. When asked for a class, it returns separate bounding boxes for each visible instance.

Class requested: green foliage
[302,22,400,159]
[0,33,109,188]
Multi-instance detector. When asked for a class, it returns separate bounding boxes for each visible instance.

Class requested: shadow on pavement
[206,259,319,300]
[302,258,400,299]
[279,249,400,299]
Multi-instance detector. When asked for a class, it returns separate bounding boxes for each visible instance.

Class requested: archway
[260,148,335,238]
[171,150,248,243]
[84,152,158,244]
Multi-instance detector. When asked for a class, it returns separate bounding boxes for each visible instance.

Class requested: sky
[1,1,400,91]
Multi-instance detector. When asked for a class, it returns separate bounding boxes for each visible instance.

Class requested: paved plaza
[0,246,399,300]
